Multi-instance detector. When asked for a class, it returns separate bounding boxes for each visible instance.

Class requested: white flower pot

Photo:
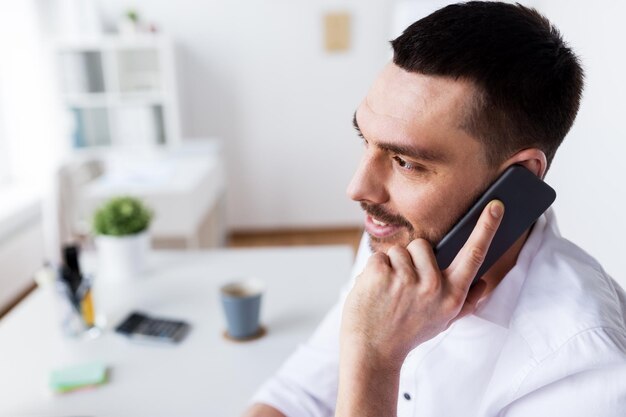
[95,231,149,282]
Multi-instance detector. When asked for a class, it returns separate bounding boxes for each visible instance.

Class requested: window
[0,1,64,187]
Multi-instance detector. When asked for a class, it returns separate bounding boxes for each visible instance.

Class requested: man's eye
[392,155,422,172]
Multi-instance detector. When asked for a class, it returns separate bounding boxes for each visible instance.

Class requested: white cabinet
[80,139,228,248]
[55,35,180,149]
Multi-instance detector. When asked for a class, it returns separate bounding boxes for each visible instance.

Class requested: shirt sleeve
[502,328,626,417]
[250,234,371,417]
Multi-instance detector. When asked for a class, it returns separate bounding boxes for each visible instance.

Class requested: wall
[96,1,625,282]
[97,0,392,230]
[531,0,626,284]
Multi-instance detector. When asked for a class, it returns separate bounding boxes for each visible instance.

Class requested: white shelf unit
[54,35,180,149]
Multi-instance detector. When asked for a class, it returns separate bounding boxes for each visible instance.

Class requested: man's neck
[479,227,532,298]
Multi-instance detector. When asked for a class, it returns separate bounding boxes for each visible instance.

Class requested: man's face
[348,63,499,253]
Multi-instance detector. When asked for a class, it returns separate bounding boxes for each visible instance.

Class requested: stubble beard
[367,222,438,254]
[364,174,497,254]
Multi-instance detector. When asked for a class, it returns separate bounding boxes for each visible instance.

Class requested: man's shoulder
[509,219,626,363]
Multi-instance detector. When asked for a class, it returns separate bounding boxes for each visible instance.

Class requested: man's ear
[499,148,547,179]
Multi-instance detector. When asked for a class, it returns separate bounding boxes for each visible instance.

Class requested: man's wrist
[340,337,407,374]
[336,357,401,417]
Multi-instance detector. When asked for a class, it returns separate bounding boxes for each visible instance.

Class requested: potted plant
[93,196,153,281]
[119,9,141,35]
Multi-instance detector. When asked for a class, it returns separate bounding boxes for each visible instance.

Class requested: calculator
[115,311,191,344]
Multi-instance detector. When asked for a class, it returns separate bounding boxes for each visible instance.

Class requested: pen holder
[55,273,102,339]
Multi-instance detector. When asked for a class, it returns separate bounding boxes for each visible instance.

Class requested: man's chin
[367,232,410,253]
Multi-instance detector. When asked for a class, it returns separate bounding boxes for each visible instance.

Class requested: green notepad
[49,361,108,393]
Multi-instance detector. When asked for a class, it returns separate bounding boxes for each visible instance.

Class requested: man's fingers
[448,200,504,291]
[406,238,440,285]
[362,252,391,275]
[386,245,417,280]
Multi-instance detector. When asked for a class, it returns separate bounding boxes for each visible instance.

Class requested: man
[245,2,626,416]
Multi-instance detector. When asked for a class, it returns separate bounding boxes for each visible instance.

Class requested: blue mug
[220,279,265,339]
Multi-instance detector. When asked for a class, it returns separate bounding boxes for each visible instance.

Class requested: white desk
[0,246,354,416]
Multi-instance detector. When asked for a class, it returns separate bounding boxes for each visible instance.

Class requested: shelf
[58,51,105,94]
[54,34,179,150]
[63,93,109,108]
[54,34,170,51]
[110,105,166,147]
[70,107,111,148]
[114,93,168,106]
[117,48,161,93]
[63,92,167,108]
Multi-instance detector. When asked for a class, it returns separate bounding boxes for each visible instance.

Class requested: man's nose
[346,153,389,204]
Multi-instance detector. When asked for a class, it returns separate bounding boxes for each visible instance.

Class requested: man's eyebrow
[352,111,448,163]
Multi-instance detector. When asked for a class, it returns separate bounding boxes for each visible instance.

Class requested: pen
[77,279,95,327]
[56,277,82,316]
[61,244,95,328]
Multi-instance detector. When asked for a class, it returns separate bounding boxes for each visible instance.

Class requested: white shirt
[252,209,626,416]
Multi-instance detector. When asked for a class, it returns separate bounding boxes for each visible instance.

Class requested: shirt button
[403,392,411,400]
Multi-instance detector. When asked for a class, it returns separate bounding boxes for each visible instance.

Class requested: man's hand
[335,200,504,417]
[242,404,286,417]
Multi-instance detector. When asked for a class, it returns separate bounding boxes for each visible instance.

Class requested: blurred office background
[1,0,624,316]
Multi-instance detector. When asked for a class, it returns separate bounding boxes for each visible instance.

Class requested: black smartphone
[115,311,191,344]
[434,164,556,285]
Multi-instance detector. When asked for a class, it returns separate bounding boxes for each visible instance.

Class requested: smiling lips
[364,214,404,239]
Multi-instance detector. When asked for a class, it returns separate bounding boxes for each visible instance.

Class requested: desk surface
[0,246,354,416]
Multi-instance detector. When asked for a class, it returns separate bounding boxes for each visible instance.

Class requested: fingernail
[490,201,504,218]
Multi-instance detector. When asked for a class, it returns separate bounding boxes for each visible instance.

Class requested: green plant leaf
[92,196,153,236]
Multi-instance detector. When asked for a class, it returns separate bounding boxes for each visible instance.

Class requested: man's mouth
[364,214,404,239]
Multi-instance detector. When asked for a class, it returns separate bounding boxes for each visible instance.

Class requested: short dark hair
[391,1,584,170]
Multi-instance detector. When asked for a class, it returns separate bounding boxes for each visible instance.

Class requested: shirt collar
[471,208,552,328]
